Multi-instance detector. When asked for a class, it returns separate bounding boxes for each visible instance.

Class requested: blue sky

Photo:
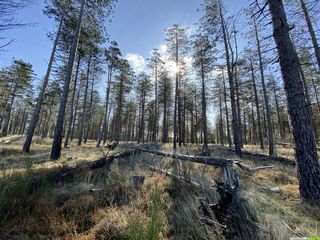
[0,0,248,78]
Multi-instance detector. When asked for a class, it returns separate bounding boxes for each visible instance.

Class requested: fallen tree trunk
[139,148,235,166]
[210,146,295,166]
[28,149,138,193]
[140,148,273,174]
[89,149,137,169]
[234,162,274,173]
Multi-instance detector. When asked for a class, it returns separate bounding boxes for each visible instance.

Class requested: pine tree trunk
[219,93,224,145]
[251,60,264,149]
[272,80,285,140]
[300,0,320,70]
[64,55,81,148]
[153,63,158,144]
[1,76,19,136]
[190,100,194,145]
[201,58,208,150]
[223,74,232,147]
[71,76,81,141]
[298,57,318,140]
[50,0,86,160]
[235,70,243,147]
[254,17,275,156]
[268,0,320,205]
[251,102,257,145]
[173,31,179,151]
[219,2,242,157]
[115,76,124,143]
[84,74,95,144]
[97,67,112,147]
[78,53,92,146]
[23,15,64,152]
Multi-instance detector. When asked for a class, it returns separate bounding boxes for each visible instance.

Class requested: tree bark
[253,17,275,156]
[300,0,320,70]
[268,0,320,205]
[50,0,86,160]
[64,55,81,148]
[272,79,285,140]
[201,51,208,151]
[251,60,264,149]
[78,53,92,146]
[23,15,64,152]
[222,73,232,147]
[219,93,224,145]
[219,2,242,157]
[97,66,113,147]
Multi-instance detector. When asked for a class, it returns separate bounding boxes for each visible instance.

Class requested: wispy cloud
[125,53,146,73]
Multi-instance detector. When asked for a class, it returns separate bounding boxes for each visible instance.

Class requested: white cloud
[164,60,179,77]
[183,56,193,68]
[158,44,168,57]
[125,53,146,73]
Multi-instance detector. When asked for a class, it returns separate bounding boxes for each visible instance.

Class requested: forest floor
[0,135,320,240]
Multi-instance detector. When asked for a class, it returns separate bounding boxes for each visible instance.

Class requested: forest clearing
[0,136,319,239]
[1,0,320,239]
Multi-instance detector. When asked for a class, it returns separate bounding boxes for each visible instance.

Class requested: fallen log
[140,148,273,174]
[149,165,188,182]
[89,149,137,169]
[28,149,138,193]
[234,162,274,173]
[245,151,295,165]
[210,146,296,166]
[140,148,235,166]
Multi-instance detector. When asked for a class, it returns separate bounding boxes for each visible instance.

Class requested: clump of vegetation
[123,187,165,240]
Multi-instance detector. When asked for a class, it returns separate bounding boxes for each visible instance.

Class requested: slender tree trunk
[12,107,21,135]
[153,63,158,144]
[298,57,318,140]
[272,80,285,140]
[162,99,167,143]
[115,76,124,143]
[182,93,186,145]
[200,59,208,151]
[243,108,247,145]
[23,15,64,152]
[233,23,243,147]
[178,80,182,147]
[268,0,320,205]
[173,31,179,151]
[219,2,242,156]
[78,53,92,146]
[84,75,95,143]
[251,60,264,149]
[195,95,199,145]
[310,67,320,115]
[222,73,232,147]
[50,0,86,160]
[64,55,81,148]
[71,76,81,141]
[251,102,257,145]
[300,0,320,70]
[219,93,224,145]
[190,101,194,145]
[97,67,112,147]
[254,17,275,156]
[235,70,243,147]
[1,77,19,136]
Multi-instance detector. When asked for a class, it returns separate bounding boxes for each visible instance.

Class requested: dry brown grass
[1,136,320,239]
